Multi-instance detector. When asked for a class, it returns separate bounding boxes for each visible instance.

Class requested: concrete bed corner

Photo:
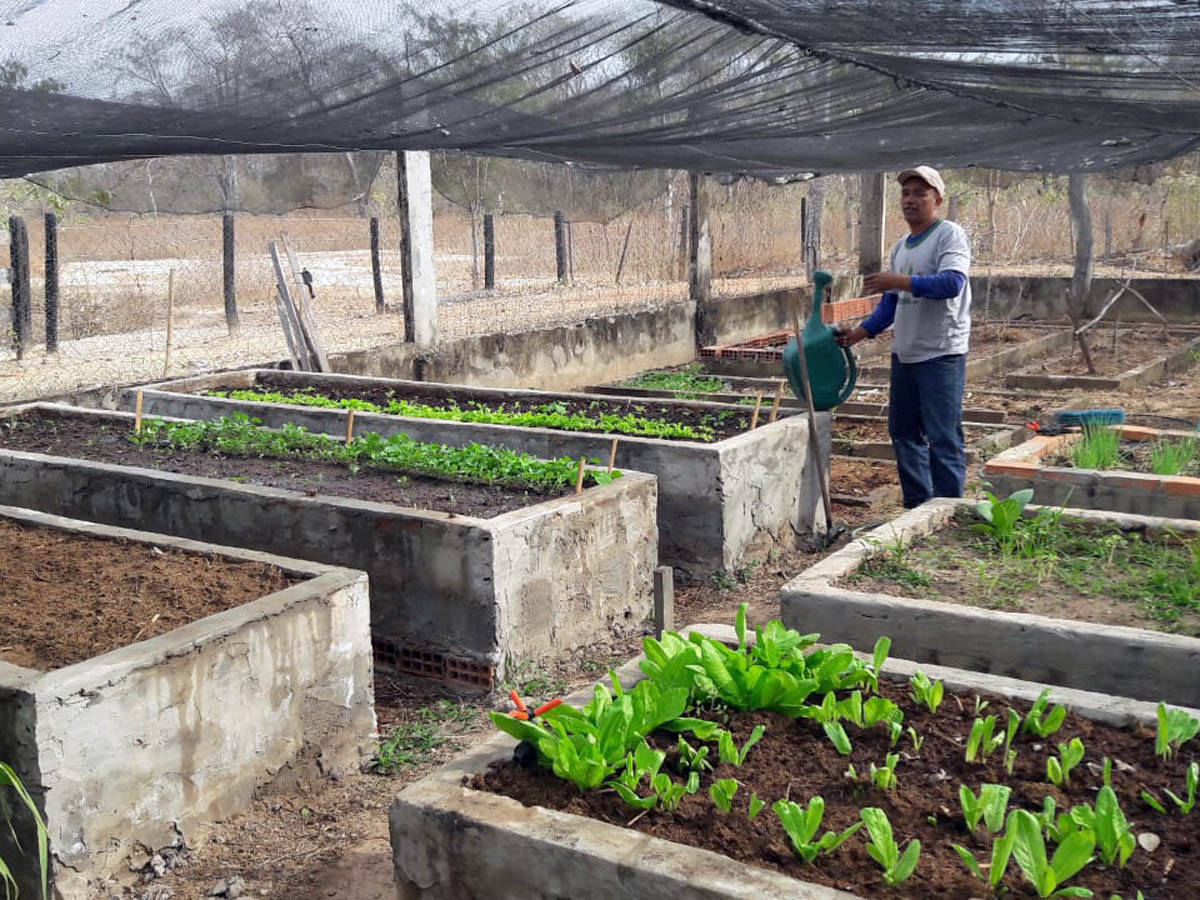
[781,498,1200,707]
[127,369,833,577]
[0,505,374,900]
[388,623,1194,900]
[984,424,1200,520]
[0,403,658,685]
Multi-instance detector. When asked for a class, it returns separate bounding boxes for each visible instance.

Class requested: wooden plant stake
[134,390,144,434]
[574,457,587,495]
[607,437,619,474]
[749,391,764,430]
[163,268,175,377]
[768,380,785,423]
[346,410,356,445]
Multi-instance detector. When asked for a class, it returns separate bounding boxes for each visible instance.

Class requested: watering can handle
[835,344,858,406]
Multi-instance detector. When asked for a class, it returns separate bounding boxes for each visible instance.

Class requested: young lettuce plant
[1007,808,1096,898]
[676,736,713,775]
[966,715,1006,764]
[1155,702,1200,761]
[862,636,891,695]
[709,778,739,813]
[861,807,921,886]
[908,669,944,713]
[1142,761,1198,815]
[718,725,766,766]
[952,825,1016,894]
[747,792,766,821]
[974,488,1035,552]
[799,691,854,756]
[959,783,1012,834]
[1047,737,1086,788]
[1003,708,1021,775]
[863,695,904,746]
[1021,689,1069,739]
[772,796,863,863]
[1068,786,1135,868]
[869,753,900,791]
[608,741,668,810]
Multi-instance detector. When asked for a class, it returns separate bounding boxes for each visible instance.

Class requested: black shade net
[3,0,1199,214]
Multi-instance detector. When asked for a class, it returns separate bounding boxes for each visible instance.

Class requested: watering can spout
[782,270,858,411]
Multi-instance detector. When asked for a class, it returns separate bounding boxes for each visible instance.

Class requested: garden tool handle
[792,305,834,535]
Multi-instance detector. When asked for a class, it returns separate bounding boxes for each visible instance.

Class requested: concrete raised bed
[1004,332,1200,391]
[0,505,373,900]
[0,403,658,686]
[833,414,1025,464]
[983,424,1200,520]
[389,623,1194,900]
[125,369,830,576]
[782,499,1200,707]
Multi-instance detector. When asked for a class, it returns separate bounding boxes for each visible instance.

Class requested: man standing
[837,166,971,508]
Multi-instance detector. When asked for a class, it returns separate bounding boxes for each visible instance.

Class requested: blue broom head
[1052,408,1126,428]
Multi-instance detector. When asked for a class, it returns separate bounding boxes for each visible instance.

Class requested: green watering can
[782,269,858,411]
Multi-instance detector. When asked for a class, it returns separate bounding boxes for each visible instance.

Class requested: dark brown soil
[840,516,1200,637]
[0,517,301,670]
[245,373,752,441]
[474,680,1200,899]
[0,411,568,518]
[834,419,998,444]
[1012,329,1194,378]
[831,456,897,499]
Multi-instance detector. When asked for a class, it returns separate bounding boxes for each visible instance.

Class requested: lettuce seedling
[747,792,766,821]
[1142,761,1199,815]
[1008,809,1095,898]
[799,691,853,755]
[906,726,925,754]
[1047,737,1085,788]
[959,783,1012,834]
[1021,689,1068,739]
[676,736,713,774]
[869,753,900,791]
[908,669,944,713]
[608,741,667,810]
[718,725,766,766]
[974,488,1034,551]
[966,715,1006,764]
[1155,702,1200,760]
[861,807,921,886]
[773,796,863,864]
[863,636,891,695]
[1068,786,1134,868]
[952,819,1016,892]
[864,695,904,746]
[1003,708,1021,774]
[709,778,739,813]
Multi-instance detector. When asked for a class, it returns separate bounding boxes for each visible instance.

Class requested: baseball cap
[897,165,945,197]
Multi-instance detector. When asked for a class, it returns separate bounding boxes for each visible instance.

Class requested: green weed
[1071,426,1123,470]
[371,701,478,773]
[1150,437,1198,476]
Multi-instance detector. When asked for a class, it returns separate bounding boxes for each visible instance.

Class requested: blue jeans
[888,353,967,508]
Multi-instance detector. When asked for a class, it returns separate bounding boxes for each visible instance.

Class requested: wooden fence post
[8,216,30,358]
[554,210,567,284]
[370,216,385,313]
[483,212,495,290]
[44,212,58,353]
[222,213,240,334]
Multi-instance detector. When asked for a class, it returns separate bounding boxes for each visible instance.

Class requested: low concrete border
[984,424,1200,520]
[782,499,1200,706]
[1004,332,1200,391]
[126,369,831,576]
[0,505,373,900]
[832,415,1025,464]
[389,622,1195,900]
[0,404,657,683]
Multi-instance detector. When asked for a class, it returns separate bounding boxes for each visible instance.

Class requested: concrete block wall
[970,275,1200,324]
[0,507,374,900]
[0,404,657,674]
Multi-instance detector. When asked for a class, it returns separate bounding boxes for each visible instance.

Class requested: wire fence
[2,168,1198,402]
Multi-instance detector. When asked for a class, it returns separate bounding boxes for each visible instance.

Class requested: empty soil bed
[0,518,301,671]
[852,323,1051,367]
[1048,439,1200,478]
[221,373,753,441]
[834,419,996,444]
[838,512,1200,636]
[831,456,897,498]
[1010,329,1191,378]
[474,679,1199,899]
[0,411,569,518]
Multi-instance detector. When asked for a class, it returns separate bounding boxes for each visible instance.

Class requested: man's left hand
[863,272,911,294]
